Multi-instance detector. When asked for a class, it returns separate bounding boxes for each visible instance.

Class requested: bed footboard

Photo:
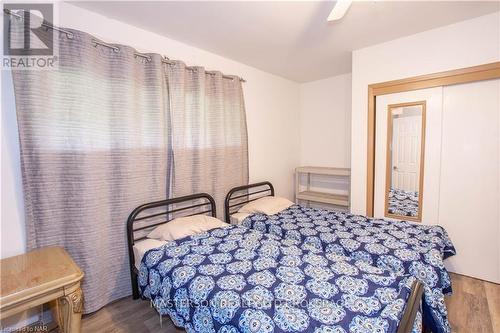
[398,279,425,333]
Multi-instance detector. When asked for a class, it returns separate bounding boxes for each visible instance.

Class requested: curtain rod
[4,9,246,83]
[4,8,75,39]
[91,39,246,82]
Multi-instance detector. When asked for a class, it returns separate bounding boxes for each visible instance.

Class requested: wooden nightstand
[0,246,84,333]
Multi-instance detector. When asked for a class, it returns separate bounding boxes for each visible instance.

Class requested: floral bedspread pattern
[240,205,456,333]
[139,225,418,333]
[388,188,419,217]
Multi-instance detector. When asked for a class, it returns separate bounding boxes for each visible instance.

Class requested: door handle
[393,166,398,170]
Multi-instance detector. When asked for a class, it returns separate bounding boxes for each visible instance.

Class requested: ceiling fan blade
[327,0,353,21]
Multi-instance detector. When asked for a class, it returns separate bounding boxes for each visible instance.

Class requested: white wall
[1,2,301,260]
[299,73,351,168]
[350,11,500,214]
[297,74,352,208]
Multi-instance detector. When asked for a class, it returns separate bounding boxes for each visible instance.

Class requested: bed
[127,193,424,333]
[225,182,456,333]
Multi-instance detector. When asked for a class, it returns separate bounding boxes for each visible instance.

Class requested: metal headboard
[224,181,274,223]
[127,193,216,299]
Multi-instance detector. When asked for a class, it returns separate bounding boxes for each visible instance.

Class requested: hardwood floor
[81,297,182,333]
[445,273,500,333]
[81,273,500,333]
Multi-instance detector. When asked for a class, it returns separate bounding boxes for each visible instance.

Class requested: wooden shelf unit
[295,166,350,208]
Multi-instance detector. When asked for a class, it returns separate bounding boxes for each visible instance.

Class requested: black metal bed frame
[126,193,216,299]
[224,181,274,223]
[398,280,425,333]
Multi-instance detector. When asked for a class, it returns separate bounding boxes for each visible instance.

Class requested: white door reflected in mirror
[385,102,426,221]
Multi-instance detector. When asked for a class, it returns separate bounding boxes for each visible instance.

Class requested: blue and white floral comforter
[240,205,456,333]
[139,225,419,333]
[388,188,419,218]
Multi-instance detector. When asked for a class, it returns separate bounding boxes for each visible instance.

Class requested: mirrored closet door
[374,87,443,223]
[373,79,500,283]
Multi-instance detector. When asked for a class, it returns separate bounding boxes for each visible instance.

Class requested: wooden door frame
[366,61,500,217]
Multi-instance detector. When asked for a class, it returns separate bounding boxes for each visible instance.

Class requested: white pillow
[147,214,226,241]
[230,212,251,225]
[133,238,166,269]
[238,196,294,215]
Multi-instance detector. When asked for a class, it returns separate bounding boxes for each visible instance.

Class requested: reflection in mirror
[385,102,426,221]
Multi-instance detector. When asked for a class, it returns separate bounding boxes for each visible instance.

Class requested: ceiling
[72,1,499,82]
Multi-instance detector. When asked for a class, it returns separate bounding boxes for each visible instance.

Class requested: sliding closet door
[439,79,500,283]
[374,87,443,223]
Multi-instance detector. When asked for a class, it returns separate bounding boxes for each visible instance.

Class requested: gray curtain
[11,27,171,313]
[10,18,247,313]
[167,63,249,217]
